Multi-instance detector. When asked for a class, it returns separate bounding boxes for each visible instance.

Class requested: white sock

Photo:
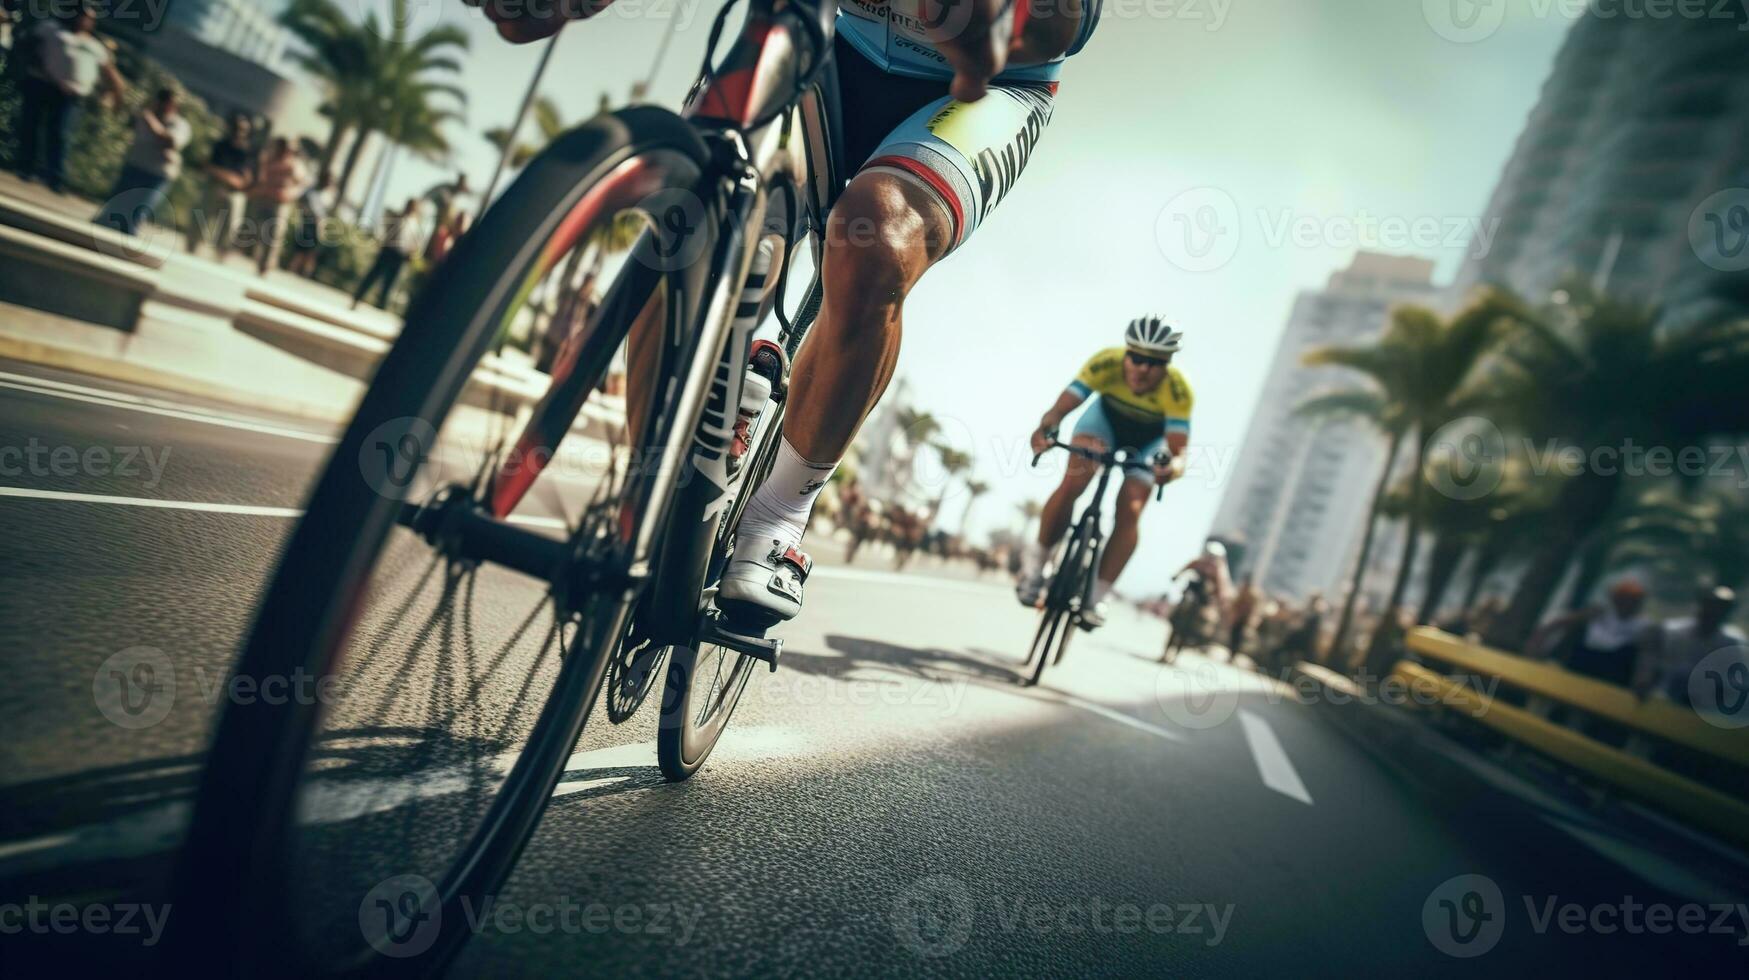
[1020,541,1048,579]
[1091,580,1114,605]
[737,438,837,552]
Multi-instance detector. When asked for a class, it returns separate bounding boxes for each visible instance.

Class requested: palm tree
[895,408,940,448]
[1302,294,1509,674]
[484,95,566,171]
[280,0,469,215]
[930,445,973,522]
[1583,487,1749,604]
[1481,285,1749,646]
[959,479,991,536]
[1292,386,1400,661]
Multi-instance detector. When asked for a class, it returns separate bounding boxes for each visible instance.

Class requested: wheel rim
[672,643,756,767]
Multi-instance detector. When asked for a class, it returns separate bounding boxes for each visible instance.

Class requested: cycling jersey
[1067,347,1194,440]
[837,0,1103,83]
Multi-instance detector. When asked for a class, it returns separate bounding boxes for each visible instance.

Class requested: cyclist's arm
[1039,388,1086,436]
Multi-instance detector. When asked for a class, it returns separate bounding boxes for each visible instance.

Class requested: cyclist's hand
[465,0,614,43]
[1030,427,1053,457]
[923,0,1016,102]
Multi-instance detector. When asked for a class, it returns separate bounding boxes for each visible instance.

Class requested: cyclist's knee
[822,174,949,318]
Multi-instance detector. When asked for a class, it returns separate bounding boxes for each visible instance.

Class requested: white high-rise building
[1212,252,1440,600]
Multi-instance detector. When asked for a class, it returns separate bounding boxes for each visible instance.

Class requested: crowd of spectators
[5,4,477,312]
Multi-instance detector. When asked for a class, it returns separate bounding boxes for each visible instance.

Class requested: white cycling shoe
[716,536,813,629]
[1077,600,1109,631]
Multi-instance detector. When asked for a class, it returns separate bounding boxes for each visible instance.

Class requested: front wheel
[166,107,717,977]
[1026,534,1081,687]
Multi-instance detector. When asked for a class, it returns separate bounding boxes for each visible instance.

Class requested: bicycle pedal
[698,613,784,671]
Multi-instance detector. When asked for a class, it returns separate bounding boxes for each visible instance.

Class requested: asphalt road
[2,357,1746,977]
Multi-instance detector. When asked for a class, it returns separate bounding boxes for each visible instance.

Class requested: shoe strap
[768,544,812,579]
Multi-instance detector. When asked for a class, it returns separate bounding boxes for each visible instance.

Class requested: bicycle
[1023,438,1163,687]
[166,2,900,973]
[1162,573,1214,664]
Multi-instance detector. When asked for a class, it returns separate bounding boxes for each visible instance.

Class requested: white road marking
[0,485,569,529]
[1238,709,1313,805]
[0,374,335,444]
[0,485,304,517]
[1040,689,1187,743]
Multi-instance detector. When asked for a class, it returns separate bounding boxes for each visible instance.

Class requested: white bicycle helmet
[1125,316,1184,357]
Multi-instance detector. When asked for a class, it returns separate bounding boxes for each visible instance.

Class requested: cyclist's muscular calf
[786,173,950,461]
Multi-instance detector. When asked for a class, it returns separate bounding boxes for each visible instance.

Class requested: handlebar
[1032,431,1172,502]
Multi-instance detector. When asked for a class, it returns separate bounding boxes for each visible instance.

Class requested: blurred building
[1453,9,1749,325]
[1211,252,1441,600]
[118,0,326,139]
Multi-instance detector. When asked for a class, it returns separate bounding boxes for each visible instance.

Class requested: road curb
[0,334,351,426]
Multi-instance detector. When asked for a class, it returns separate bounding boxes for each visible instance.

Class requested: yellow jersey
[1068,347,1193,438]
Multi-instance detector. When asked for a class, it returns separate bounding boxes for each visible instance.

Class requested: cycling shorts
[1072,396,1164,488]
[835,34,1055,252]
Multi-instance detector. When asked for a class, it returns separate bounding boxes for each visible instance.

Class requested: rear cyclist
[1016,317,1192,628]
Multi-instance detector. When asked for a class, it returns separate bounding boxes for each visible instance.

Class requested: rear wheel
[167,107,718,977]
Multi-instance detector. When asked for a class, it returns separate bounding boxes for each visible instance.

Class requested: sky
[300,0,1581,591]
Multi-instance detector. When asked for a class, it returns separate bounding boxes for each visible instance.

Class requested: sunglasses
[1125,352,1168,369]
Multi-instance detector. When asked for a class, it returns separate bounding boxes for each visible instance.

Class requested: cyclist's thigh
[855,80,1056,253]
[1122,434,1168,489]
[1070,396,1117,448]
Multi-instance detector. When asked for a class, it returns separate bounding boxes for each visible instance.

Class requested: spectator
[352,198,426,310]
[1527,579,1649,686]
[285,173,335,278]
[1227,574,1259,658]
[93,87,190,237]
[425,172,475,263]
[15,4,125,193]
[1634,587,1745,706]
[241,137,309,275]
[1281,594,1329,667]
[189,112,255,257]
[0,1,16,70]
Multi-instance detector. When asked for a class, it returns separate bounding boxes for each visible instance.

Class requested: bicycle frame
[436,0,852,623]
[1037,441,1158,617]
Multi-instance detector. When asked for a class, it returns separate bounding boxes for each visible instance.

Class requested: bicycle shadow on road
[797,634,1027,689]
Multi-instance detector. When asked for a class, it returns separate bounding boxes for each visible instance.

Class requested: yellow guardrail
[1399,627,1749,849]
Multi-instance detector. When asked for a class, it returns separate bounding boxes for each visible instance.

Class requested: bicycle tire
[656,235,821,781]
[166,107,716,977]
[1026,533,1081,686]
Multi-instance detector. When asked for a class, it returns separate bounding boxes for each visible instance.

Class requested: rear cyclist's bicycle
[167,1,902,973]
[1023,437,1162,687]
